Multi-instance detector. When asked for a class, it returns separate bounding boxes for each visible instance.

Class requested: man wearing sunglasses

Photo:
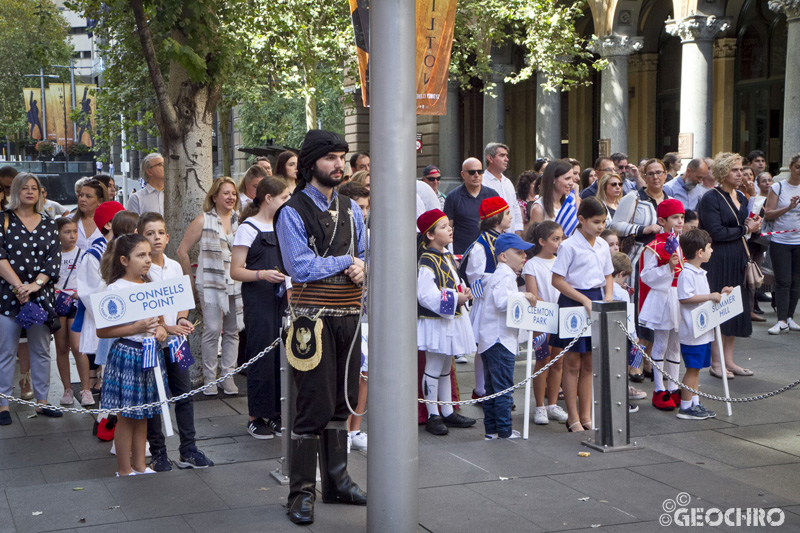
[443,158,500,254]
[422,165,447,209]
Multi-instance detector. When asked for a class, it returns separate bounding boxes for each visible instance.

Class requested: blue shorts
[680,342,712,369]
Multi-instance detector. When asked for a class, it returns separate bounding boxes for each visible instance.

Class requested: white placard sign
[690,286,744,338]
[626,302,636,334]
[361,322,368,358]
[506,293,559,334]
[559,306,592,339]
[91,275,196,329]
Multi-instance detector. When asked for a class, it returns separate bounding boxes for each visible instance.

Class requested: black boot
[319,429,367,505]
[287,434,318,525]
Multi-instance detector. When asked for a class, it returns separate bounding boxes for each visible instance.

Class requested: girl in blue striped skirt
[98,234,169,477]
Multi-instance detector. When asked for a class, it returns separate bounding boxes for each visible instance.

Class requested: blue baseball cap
[495,233,534,255]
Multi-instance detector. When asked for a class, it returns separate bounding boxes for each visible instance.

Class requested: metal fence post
[584,301,642,452]
[271,340,295,484]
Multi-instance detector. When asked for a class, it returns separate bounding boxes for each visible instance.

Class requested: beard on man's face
[312,164,344,188]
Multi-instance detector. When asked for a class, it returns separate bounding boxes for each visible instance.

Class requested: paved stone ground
[1,308,800,532]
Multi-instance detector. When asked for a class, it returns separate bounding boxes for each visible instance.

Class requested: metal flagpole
[367,0,418,530]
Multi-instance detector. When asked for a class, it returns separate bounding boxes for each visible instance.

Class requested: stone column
[666,14,731,160]
[712,38,737,155]
[438,80,461,177]
[590,34,643,156]
[769,0,800,178]
[536,71,561,160]
[483,64,514,147]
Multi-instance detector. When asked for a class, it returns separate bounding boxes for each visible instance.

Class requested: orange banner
[48,83,73,145]
[415,0,457,115]
[348,0,370,108]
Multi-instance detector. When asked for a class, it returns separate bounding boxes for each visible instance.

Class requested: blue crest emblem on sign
[564,310,583,334]
[98,294,126,323]
[511,301,523,325]
[699,312,706,327]
[570,315,579,329]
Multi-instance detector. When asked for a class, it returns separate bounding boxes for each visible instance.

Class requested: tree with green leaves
[0,0,72,151]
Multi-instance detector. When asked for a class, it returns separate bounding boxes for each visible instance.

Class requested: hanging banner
[48,83,74,145]
[22,88,45,140]
[74,84,97,147]
[348,0,370,108]
[415,0,458,115]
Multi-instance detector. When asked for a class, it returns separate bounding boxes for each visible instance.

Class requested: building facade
[345,0,799,181]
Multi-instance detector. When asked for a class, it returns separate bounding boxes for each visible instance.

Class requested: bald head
[684,158,708,185]
[460,157,484,191]
[462,157,482,170]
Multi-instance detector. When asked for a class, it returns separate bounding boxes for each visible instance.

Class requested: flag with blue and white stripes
[629,343,644,369]
[142,337,158,369]
[555,192,578,237]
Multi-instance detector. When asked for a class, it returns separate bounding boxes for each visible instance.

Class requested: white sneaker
[350,431,368,451]
[546,404,569,423]
[533,406,549,425]
[110,442,115,455]
[485,430,521,440]
[768,321,789,335]
[454,355,468,364]
[80,390,95,406]
[203,383,218,396]
[133,467,156,475]
[221,378,239,395]
[347,433,352,454]
[628,386,647,401]
[60,388,74,405]
[788,318,800,331]
[505,430,521,439]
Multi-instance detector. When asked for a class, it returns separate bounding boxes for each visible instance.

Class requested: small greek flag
[142,337,158,369]
[470,279,484,299]
[555,192,578,237]
[629,343,644,369]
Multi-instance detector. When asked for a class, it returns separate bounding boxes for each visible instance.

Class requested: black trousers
[770,242,800,321]
[292,314,360,435]
[147,349,196,455]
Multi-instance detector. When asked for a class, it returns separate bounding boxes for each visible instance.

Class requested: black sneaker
[442,412,476,428]
[266,417,283,437]
[247,418,274,440]
[150,450,173,472]
[177,448,215,469]
[425,415,448,435]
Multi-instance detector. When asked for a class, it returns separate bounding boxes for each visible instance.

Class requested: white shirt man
[128,153,165,215]
[482,143,523,234]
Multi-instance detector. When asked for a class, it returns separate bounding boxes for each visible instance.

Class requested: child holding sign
[97,234,169,477]
[478,233,536,439]
[522,220,568,425]
[677,229,729,420]
[550,198,614,432]
[639,199,684,411]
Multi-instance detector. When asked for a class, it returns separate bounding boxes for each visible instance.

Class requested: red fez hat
[417,209,447,235]
[479,197,509,220]
[93,201,125,230]
[656,198,685,219]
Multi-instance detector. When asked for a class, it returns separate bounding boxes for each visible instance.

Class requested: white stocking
[651,330,669,392]
[423,351,447,417]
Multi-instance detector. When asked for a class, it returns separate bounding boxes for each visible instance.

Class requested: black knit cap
[296,129,349,191]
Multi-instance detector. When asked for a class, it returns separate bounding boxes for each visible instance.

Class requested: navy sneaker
[676,405,709,420]
[696,403,716,419]
[149,450,173,472]
[177,448,214,469]
[266,417,283,438]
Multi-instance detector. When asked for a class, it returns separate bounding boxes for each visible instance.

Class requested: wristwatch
[35,279,44,287]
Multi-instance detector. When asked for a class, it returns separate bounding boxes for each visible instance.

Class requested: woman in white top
[529,159,574,224]
[765,153,800,334]
[177,177,243,395]
[73,179,108,250]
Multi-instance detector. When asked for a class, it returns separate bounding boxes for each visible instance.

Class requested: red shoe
[471,389,484,400]
[670,390,681,408]
[652,390,677,411]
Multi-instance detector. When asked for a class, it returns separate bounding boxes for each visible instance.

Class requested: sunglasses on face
[425,176,441,181]
[608,182,623,187]
[464,169,484,176]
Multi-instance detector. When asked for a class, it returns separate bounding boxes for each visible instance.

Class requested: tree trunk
[304,63,317,131]
[219,106,232,177]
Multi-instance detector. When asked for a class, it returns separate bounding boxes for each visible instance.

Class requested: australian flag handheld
[664,230,680,255]
[439,289,456,315]
[168,336,195,372]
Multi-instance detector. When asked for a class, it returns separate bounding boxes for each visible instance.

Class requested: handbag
[716,189,764,289]
[54,250,80,316]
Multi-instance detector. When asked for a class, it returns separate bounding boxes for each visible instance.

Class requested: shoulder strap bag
[716,189,764,289]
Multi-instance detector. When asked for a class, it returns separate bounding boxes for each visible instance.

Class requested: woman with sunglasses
[596,172,624,221]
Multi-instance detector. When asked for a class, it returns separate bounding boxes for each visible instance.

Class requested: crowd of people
[0,132,798,526]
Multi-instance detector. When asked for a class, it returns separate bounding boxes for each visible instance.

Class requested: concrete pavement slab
[13,410,94,438]
[103,468,227,521]
[0,434,80,470]
[0,412,25,440]
[5,478,124,532]
[39,457,118,484]
[195,460,287,508]
[191,399,239,419]
[192,415,251,440]
[716,423,800,457]
[0,466,45,490]
[0,493,15,533]
[417,484,540,532]
[200,438,282,466]
[64,430,115,461]
[78,515,194,533]
[722,463,800,504]
[182,504,311,533]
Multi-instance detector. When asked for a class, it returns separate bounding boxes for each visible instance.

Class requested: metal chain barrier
[616,321,800,403]
[0,335,283,416]
[418,323,590,406]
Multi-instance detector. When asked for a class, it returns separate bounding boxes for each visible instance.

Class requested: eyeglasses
[425,176,441,181]
[464,169,484,176]
[599,167,614,173]
[608,182,623,187]
[618,165,628,170]
[646,170,665,177]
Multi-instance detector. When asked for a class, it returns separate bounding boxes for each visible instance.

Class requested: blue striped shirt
[275,184,366,283]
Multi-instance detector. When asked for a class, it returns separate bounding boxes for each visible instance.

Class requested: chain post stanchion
[584,301,642,453]
[271,338,294,485]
